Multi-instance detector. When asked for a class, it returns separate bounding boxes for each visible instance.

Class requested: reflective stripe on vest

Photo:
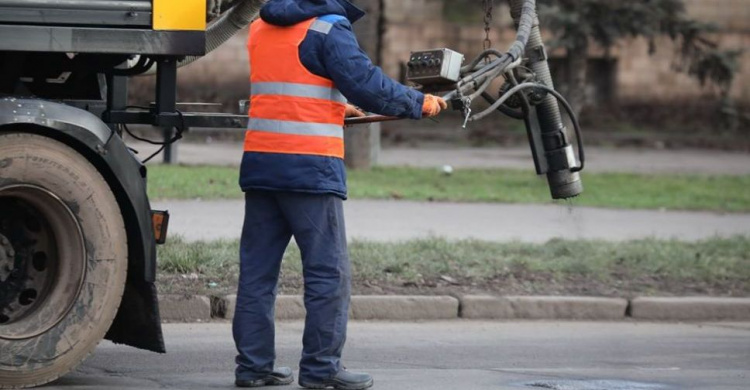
[251,82,347,104]
[249,118,343,138]
[245,17,346,159]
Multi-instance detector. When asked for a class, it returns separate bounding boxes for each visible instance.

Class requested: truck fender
[0,97,165,353]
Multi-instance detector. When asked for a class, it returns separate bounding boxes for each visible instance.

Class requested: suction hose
[138,0,266,73]
[178,0,267,68]
[508,0,583,199]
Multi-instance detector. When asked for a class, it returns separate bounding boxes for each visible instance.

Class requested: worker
[232,0,447,388]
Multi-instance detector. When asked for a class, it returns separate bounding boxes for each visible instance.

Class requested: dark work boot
[299,369,374,390]
[235,367,294,387]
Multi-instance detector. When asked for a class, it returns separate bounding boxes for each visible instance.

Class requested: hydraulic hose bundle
[352,0,585,200]
[451,0,583,200]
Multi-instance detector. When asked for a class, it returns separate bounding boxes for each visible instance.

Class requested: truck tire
[0,132,128,388]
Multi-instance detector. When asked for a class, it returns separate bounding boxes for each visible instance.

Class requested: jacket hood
[260,0,365,26]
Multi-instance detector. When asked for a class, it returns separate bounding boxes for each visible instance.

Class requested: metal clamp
[527,45,548,63]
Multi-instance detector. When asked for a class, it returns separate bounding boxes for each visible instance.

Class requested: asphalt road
[48,321,750,390]
[153,199,750,242]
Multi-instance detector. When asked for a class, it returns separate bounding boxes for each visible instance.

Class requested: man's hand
[345,104,366,118]
[422,94,448,117]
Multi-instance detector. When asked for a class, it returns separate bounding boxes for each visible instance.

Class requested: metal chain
[483,0,493,51]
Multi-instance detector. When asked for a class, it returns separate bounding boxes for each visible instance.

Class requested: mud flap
[105,279,166,353]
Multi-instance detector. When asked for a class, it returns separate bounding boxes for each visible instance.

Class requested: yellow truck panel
[153,0,206,31]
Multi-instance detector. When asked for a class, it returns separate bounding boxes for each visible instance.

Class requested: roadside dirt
[157,271,750,299]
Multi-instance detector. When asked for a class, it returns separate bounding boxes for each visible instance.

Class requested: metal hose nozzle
[509,0,583,200]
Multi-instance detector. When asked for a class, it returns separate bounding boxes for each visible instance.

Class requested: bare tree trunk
[565,41,589,118]
[345,0,383,170]
[719,88,739,133]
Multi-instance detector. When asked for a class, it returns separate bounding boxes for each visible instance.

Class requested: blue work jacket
[240,0,424,199]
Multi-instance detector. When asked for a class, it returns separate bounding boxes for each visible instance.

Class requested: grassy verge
[148,165,750,213]
[156,236,750,297]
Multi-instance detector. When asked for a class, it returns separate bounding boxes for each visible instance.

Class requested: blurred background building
[380,0,749,105]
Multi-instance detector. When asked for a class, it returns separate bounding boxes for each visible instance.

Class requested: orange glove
[345,104,366,118]
[422,94,448,117]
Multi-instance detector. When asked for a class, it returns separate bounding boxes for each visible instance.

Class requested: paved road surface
[129,141,750,175]
[49,321,750,390]
[153,199,750,242]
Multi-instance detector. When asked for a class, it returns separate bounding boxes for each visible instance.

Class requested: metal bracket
[527,45,548,64]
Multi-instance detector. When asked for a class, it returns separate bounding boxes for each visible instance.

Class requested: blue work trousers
[233,191,351,383]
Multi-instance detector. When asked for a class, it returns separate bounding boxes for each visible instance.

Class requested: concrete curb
[217,295,459,321]
[461,295,628,320]
[630,297,750,321]
[221,295,306,321]
[158,294,212,322]
[351,296,459,321]
[157,295,750,323]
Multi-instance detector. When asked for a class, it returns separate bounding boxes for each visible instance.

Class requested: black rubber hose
[509,0,564,134]
[480,92,525,119]
[461,49,505,73]
[508,0,536,61]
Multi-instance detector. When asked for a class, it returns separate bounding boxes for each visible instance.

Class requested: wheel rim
[0,184,86,340]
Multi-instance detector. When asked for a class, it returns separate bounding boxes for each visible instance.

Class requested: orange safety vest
[245,17,347,159]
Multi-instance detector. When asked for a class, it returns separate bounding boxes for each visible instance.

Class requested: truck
[0,1,264,387]
[0,0,583,388]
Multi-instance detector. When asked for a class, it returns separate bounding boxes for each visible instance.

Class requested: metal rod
[345,115,401,126]
[344,89,459,126]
